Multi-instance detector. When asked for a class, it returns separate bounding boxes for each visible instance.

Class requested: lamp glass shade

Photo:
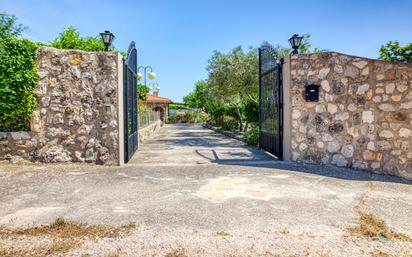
[148,72,157,80]
[293,36,303,47]
[100,31,115,51]
[289,34,303,49]
[137,72,143,80]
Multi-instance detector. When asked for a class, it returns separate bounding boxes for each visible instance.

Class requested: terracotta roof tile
[145,93,172,104]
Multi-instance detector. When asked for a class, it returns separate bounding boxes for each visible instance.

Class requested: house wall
[287,52,412,179]
[0,47,123,165]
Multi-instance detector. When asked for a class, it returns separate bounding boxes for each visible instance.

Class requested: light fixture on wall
[289,34,303,54]
[100,30,115,51]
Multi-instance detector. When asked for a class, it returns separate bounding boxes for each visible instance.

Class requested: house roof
[145,93,172,104]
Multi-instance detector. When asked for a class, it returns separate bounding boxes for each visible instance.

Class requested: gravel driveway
[1,124,411,256]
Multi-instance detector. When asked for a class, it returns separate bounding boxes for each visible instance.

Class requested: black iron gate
[258,42,283,159]
[124,42,138,163]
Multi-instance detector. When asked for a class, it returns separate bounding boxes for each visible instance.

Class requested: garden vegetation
[182,35,325,146]
[0,13,124,132]
[0,14,39,131]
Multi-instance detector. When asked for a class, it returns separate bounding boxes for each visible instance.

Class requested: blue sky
[1,0,411,102]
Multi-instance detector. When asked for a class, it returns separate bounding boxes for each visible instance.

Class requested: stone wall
[139,120,162,143]
[0,47,123,165]
[287,52,412,179]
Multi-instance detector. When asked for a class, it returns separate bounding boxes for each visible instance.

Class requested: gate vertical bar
[258,48,262,140]
[258,42,283,159]
[123,41,138,163]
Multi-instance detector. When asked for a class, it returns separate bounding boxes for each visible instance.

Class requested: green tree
[299,34,327,53]
[379,41,412,63]
[183,80,208,110]
[0,13,26,38]
[207,46,258,131]
[50,26,112,52]
[137,84,150,101]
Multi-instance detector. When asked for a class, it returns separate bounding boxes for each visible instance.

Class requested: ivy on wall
[0,36,39,131]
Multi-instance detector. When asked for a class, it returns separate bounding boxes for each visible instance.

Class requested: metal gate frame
[123,42,138,163]
[258,42,283,159]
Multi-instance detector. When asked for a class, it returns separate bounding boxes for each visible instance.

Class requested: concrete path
[0,124,412,256]
[1,124,411,232]
[129,123,275,166]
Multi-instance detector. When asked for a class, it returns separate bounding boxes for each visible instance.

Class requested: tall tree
[207,46,258,131]
[183,80,208,110]
[380,41,412,63]
[0,13,26,38]
[299,34,327,53]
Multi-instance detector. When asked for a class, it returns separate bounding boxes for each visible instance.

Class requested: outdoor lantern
[100,30,115,51]
[148,71,157,80]
[154,85,160,92]
[289,34,303,54]
[137,72,143,81]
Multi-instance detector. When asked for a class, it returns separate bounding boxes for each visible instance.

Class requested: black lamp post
[289,34,303,54]
[100,30,115,51]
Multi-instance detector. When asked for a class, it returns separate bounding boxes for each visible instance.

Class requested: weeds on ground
[0,238,79,257]
[371,249,391,257]
[215,230,231,236]
[0,217,129,239]
[165,248,189,257]
[104,251,122,257]
[347,194,412,243]
[0,218,135,257]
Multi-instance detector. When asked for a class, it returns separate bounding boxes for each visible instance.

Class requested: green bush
[50,26,109,52]
[244,124,259,146]
[169,103,189,110]
[220,116,239,131]
[167,111,206,124]
[0,36,39,131]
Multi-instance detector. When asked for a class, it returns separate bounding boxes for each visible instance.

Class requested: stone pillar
[282,55,292,162]
[117,54,125,165]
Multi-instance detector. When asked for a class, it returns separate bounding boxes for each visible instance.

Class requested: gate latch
[305,84,320,102]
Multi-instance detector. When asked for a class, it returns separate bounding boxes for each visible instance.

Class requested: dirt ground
[1,124,411,256]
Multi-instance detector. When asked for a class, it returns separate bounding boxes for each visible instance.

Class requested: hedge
[0,36,39,131]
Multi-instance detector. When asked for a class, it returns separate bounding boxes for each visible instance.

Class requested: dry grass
[165,248,189,257]
[347,210,412,242]
[0,238,79,257]
[0,217,127,239]
[280,228,290,234]
[215,230,231,236]
[370,249,391,257]
[0,218,135,257]
[104,251,122,257]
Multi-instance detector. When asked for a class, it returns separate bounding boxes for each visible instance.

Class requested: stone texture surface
[0,47,121,165]
[139,120,162,143]
[289,52,412,179]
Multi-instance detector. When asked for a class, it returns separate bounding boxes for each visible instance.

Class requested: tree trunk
[244,122,249,132]
[235,105,243,132]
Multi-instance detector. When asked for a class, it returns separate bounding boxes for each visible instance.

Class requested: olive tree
[207,46,258,131]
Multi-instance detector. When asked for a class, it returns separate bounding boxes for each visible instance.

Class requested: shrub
[169,103,189,110]
[220,116,239,131]
[50,26,111,52]
[167,111,206,124]
[244,124,259,146]
[0,36,39,131]
[137,84,150,101]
